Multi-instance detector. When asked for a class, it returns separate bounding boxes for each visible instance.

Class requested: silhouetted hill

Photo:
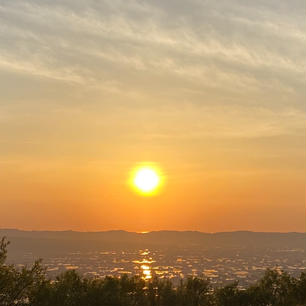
[1,229,305,259]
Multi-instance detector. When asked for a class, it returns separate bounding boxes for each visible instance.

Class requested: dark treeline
[1,238,305,306]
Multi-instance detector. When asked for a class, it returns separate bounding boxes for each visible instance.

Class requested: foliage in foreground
[0,237,305,306]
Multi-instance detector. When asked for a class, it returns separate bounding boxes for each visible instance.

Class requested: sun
[131,166,162,195]
[134,168,159,192]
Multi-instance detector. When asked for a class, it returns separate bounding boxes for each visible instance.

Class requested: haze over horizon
[0,0,305,233]
[1,228,306,234]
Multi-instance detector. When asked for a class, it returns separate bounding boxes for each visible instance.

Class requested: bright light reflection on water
[133,249,153,279]
[141,264,152,279]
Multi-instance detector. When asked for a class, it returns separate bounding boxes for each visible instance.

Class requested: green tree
[177,277,212,306]
[214,282,240,306]
[0,237,45,306]
[295,272,306,306]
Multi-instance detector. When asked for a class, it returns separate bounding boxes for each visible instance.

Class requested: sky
[0,0,305,232]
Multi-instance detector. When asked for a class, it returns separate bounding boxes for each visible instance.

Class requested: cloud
[0,0,305,142]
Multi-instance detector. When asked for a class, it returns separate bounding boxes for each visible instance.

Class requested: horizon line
[1,228,305,234]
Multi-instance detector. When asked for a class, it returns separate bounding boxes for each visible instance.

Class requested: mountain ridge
[1,228,305,235]
[1,228,305,256]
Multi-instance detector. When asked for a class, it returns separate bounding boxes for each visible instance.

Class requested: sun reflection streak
[132,250,154,280]
[141,264,152,280]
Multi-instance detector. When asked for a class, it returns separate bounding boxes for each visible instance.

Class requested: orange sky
[0,0,305,232]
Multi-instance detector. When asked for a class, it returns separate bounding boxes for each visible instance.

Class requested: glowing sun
[132,166,161,195]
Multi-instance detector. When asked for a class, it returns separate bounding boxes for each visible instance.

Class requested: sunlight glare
[131,166,162,195]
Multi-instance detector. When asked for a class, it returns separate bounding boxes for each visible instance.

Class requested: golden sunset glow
[0,0,304,233]
[131,166,162,196]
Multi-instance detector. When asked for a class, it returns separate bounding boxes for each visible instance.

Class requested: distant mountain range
[1,229,305,258]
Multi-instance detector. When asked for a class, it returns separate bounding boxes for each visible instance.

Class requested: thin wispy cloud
[0,0,305,145]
